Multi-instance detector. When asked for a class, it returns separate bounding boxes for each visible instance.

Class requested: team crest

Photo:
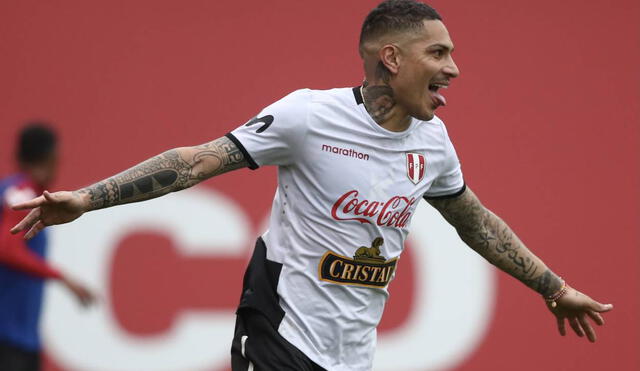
[406,153,425,184]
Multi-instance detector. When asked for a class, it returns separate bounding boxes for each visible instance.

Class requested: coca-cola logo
[331,190,417,228]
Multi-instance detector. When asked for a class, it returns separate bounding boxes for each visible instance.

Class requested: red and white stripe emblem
[406,153,426,184]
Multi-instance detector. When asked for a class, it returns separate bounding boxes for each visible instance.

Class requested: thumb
[43,190,56,202]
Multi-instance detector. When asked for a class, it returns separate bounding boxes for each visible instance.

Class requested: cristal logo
[331,190,417,228]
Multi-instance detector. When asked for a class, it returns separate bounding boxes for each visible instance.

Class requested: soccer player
[0,123,94,371]
[9,1,612,370]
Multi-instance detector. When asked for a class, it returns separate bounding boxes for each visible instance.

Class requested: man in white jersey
[10,1,613,370]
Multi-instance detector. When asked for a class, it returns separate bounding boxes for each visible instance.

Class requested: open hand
[10,190,87,239]
[548,286,613,342]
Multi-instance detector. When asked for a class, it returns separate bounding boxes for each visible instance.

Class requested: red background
[1,0,638,370]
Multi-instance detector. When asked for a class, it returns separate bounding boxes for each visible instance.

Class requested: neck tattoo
[361,84,396,125]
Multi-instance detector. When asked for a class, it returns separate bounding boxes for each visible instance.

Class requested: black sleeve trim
[225,133,259,170]
[423,183,467,201]
[352,86,364,105]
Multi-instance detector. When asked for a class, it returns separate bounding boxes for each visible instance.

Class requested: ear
[378,44,400,75]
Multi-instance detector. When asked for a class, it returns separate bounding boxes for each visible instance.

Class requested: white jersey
[228,87,464,370]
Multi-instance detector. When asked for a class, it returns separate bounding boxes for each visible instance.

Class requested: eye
[431,49,444,59]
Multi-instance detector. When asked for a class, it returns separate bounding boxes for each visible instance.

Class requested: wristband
[544,279,568,308]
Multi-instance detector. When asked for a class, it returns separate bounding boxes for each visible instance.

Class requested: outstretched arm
[11,136,247,238]
[426,186,613,342]
[76,136,246,210]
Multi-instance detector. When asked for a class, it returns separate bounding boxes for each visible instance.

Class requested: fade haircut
[359,0,442,52]
[16,122,57,165]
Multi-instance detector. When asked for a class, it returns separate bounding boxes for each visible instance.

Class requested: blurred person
[0,123,94,371]
[9,1,613,370]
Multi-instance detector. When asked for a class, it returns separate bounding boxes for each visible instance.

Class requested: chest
[296,119,447,228]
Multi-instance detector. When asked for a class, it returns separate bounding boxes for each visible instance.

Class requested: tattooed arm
[426,187,562,296]
[426,186,613,342]
[10,136,247,238]
[77,136,246,210]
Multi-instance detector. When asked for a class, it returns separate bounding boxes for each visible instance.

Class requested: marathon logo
[318,251,398,288]
[321,144,370,161]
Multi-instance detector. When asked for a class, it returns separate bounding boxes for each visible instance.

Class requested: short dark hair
[359,0,442,48]
[16,122,58,164]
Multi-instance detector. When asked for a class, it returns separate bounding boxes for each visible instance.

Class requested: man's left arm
[425,186,613,342]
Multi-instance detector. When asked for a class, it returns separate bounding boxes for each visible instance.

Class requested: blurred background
[1,0,638,370]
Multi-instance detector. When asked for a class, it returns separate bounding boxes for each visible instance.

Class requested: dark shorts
[231,237,326,370]
[0,341,40,371]
[231,308,325,371]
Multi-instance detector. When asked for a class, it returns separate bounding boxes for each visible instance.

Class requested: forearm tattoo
[426,188,563,297]
[75,136,247,210]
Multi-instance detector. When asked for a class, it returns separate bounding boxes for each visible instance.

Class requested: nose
[444,56,460,78]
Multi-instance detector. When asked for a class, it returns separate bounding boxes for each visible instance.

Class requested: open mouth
[428,82,448,107]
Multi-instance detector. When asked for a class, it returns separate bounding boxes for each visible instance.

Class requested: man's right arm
[10,136,248,238]
[78,136,247,210]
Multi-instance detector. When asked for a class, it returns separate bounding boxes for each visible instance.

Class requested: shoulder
[268,87,355,119]
[0,174,26,195]
[308,87,359,106]
[280,87,358,107]
[275,88,319,106]
[265,89,313,116]
[0,174,37,207]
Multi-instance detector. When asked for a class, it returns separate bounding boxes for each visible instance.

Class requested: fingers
[591,302,614,313]
[79,293,93,307]
[77,288,96,308]
[578,313,597,342]
[587,310,605,326]
[568,317,584,338]
[10,208,42,235]
[11,194,46,211]
[556,316,566,336]
[62,277,96,308]
[10,191,63,234]
[24,220,46,240]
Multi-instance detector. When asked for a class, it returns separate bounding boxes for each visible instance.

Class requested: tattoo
[426,187,562,296]
[362,84,396,125]
[522,270,563,297]
[75,136,247,210]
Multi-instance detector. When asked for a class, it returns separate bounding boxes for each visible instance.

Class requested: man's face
[25,151,58,187]
[390,20,459,121]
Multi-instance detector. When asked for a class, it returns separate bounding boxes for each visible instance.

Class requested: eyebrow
[427,43,455,52]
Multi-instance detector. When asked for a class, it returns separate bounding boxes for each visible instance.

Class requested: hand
[10,190,87,239]
[61,276,95,307]
[548,286,613,342]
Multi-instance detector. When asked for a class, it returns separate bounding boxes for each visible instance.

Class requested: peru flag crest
[406,153,426,184]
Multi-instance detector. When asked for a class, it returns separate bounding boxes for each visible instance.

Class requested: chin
[412,110,435,121]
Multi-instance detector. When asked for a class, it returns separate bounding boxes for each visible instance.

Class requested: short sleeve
[226,89,311,169]
[423,123,465,199]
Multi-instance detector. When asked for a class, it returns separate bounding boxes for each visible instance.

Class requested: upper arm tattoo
[425,188,562,297]
[77,136,248,210]
[189,136,248,180]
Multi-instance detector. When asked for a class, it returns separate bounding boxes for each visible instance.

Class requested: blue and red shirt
[0,173,61,351]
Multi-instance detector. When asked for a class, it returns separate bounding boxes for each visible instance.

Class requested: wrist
[73,189,93,212]
[533,270,564,297]
[543,279,568,307]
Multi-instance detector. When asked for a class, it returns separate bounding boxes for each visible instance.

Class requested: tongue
[432,91,447,106]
